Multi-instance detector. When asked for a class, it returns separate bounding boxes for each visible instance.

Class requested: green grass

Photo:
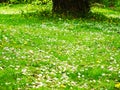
[0,3,120,90]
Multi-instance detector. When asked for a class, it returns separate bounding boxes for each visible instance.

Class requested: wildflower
[78,73,81,76]
[60,84,66,88]
[102,73,106,76]
[59,18,62,20]
[78,75,80,78]
[118,71,120,74]
[115,83,120,89]
[22,68,27,75]
[82,75,84,78]
[36,82,44,87]
[6,57,9,60]
[5,82,11,85]
[17,78,21,81]
[93,80,96,83]
[101,65,104,69]
[18,88,21,90]
[29,50,33,54]
[0,67,3,70]
[4,47,9,51]
[83,83,88,88]
[106,80,110,82]
[108,67,113,71]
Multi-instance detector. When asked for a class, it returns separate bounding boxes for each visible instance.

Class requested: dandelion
[60,84,66,88]
[115,83,120,89]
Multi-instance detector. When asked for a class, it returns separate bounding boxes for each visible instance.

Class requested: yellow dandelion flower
[115,83,120,88]
[60,84,66,88]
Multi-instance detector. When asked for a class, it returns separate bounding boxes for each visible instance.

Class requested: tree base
[0,0,8,3]
[52,0,90,15]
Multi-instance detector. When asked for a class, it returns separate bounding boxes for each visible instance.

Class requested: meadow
[0,2,120,90]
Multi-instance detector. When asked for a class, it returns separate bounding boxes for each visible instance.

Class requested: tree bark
[52,0,90,15]
[0,0,7,3]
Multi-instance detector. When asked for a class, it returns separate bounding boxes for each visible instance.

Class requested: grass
[0,3,120,90]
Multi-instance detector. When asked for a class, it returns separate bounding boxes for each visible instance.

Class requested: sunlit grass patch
[0,3,120,90]
[0,4,26,14]
[91,6,120,19]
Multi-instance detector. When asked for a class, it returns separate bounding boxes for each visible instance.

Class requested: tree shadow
[84,12,120,24]
[21,9,120,23]
[0,8,120,26]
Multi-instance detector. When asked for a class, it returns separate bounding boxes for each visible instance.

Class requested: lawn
[0,3,120,90]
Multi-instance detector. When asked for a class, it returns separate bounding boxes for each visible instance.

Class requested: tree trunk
[0,0,7,3]
[52,0,90,15]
